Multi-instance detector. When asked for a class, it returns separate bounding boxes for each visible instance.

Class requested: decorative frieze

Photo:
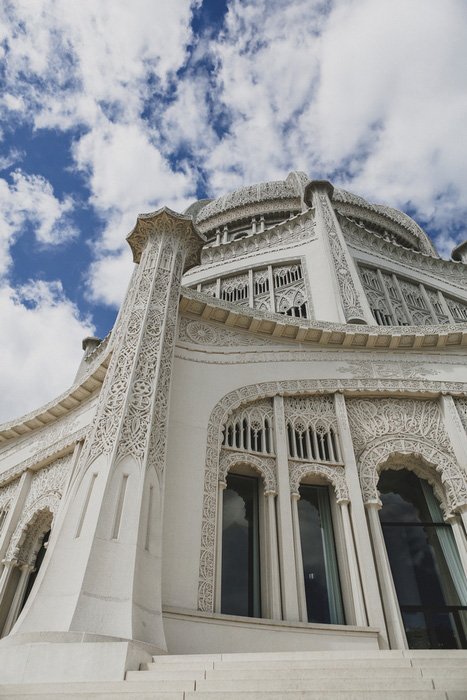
[5,453,73,565]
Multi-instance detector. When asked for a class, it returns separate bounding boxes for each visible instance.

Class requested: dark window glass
[378,469,467,649]
[298,485,344,625]
[20,529,50,614]
[221,474,261,618]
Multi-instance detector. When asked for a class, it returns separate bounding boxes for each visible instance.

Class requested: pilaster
[6,208,205,657]
[273,396,300,621]
[333,392,389,648]
[305,181,374,325]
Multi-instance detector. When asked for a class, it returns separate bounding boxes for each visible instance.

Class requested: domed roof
[187,172,437,256]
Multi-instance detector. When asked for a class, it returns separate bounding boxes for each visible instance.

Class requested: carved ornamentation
[333,189,436,256]
[0,428,86,489]
[219,450,277,494]
[197,381,467,612]
[284,395,341,462]
[339,215,467,293]
[357,438,466,516]
[0,478,20,523]
[147,252,183,479]
[178,317,274,347]
[181,286,467,343]
[5,454,73,564]
[222,400,274,455]
[345,397,466,516]
[337,360,440,380]
[454,398,467,434]
[346,398,454,457]
[288,460,349,503]
[317,192,366,322]
[6,508,54,567]
[196,211,316,269]
[83,226,189,477]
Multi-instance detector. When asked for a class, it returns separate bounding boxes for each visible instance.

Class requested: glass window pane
[378,469,467,650]
[221,473,261,618]
[378,470,433,523]
[402,611,430,649]
[298,485,344,625]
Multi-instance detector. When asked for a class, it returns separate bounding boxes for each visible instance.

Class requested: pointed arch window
[378,469,467,649]
[297,484,345,625]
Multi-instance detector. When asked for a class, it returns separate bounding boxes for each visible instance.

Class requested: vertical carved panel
[317,192,367,322]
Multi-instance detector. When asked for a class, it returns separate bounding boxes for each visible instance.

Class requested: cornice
[0,352,111,445]
[180,287,467,352]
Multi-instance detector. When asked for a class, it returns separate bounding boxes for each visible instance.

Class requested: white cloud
[0,170,77,276]
[0,280,95,423]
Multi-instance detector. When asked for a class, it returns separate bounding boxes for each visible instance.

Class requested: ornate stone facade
[0,173,466,685]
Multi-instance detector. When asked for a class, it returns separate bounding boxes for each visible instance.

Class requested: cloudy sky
[0,0,466,422]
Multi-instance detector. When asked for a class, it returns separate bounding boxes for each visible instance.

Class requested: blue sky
[0,0,466,421]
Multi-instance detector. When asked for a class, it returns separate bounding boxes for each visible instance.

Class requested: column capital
[365,499,382,511]
[126,206,206,271]
[303,179,334,205]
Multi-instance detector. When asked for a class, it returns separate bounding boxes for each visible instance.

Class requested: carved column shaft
[273,396,300,621]
[9,210,204,651]
[339,501,367,627]
[308,182,374,325]
[365,503,407,650]
[333,392,389,647]
[0,471,33,568]
[265,492,281,620]
[290,493,308,622]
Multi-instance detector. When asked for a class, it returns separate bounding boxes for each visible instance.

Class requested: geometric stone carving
[316,191,367,323]
[346,397,454,457]
[346,397,467,516]
[455,398,467,433]
[5,454,73,564]
[219,450,276,494]
[288,459,349,503]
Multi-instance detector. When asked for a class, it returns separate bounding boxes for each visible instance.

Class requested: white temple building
[0,173,466,697]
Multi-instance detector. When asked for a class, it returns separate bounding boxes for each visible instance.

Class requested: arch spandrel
[288,460,349,503]
[357,436,467,518]
[219,450,276,494]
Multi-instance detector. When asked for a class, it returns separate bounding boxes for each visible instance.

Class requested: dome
[189,172,438,256]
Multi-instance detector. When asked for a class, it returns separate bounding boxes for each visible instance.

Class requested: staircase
[1,649,467,699]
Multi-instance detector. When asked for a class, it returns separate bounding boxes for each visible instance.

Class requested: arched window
[297,484,345,625]
[221,473,261,618]
[378,469,467,649]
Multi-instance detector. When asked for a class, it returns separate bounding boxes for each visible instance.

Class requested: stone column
[366,502,407,649]
[273,396,300,621]
[333,393,389,648]
[304,181,374,325]
[8,208,205,655]
[265,491,282,620]
[0,470,34,566]
[290,493,308,622]
[214,482,226,612]
[339,500,367,627]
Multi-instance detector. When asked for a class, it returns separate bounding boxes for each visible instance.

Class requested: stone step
[211,657,414,670]
[129,666,425,682]
[0,692,184,700]
[426,669,467,679]
[194,677,435,692]
[202,667,423,680]
[184,692,448,700]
